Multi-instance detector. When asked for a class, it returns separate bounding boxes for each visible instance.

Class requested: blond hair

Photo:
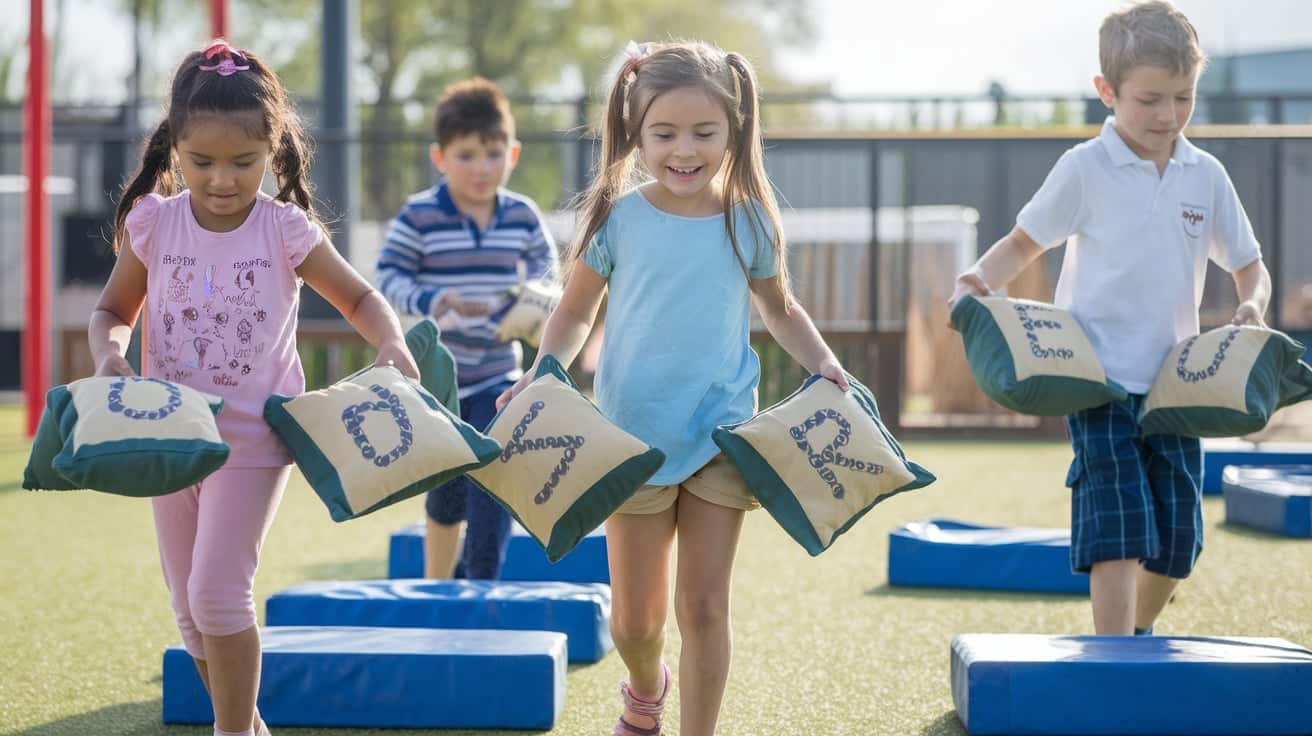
[1100,1,1206,91]
[568,41,794,308]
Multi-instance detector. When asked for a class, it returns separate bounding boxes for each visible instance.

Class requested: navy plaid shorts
[1064,394,1204,579]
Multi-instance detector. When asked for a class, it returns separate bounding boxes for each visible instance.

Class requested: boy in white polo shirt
[949,0,1272,636]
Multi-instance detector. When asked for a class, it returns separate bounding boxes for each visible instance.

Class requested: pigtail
[271,123,322,229]
[112,119,178,254]
[565,61,642,279]
[723,52,794,310]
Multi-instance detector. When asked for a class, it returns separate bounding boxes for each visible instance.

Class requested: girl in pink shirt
[89,40,419,736]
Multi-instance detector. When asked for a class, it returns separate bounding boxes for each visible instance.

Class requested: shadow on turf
[14,702,550,736]
[921,709,967,735]
[865,583,1085,602]
[13,700,194,736]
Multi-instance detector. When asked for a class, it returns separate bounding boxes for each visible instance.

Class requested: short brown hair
[1100,1,1206,92]
[434,77,514,148]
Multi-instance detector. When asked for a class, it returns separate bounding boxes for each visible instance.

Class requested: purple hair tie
[199,40,250,76]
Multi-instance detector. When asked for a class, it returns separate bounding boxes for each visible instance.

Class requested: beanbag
[468,355,664,562]
[404,318,459,415]
[951,295,1127,415]
[24,376,229,496]
[264,365,500,521]
[1140,326,1312,437]
[495,281,561,348]
[713,374,935,555]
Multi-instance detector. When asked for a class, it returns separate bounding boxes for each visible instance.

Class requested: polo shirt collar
[1099,117,1200,168]
[433,180,507,221]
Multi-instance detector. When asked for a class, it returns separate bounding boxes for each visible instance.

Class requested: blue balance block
[1222,466,1312,537]
[389,521,610,583]
[888,519,1087,594]
[951,634,1312,735]
[266,578,613,662]
[1202,439,1312,495]
[162,626,566,729]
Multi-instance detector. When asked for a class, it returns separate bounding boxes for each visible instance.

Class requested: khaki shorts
[616,453,760,515]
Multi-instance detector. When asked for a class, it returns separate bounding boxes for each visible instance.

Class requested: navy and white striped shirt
[377,182,558,398]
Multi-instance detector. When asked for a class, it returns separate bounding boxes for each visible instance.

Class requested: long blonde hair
[568,41,794,308]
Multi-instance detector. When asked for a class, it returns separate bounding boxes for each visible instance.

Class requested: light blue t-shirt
[581,189,778,486]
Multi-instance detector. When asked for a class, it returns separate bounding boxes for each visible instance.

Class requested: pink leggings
[153,465,291,658]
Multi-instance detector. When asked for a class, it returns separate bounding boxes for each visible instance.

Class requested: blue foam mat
[951,634,1312,735]
[162,626,566,729]
[888,519,1088,594]
[1201,439,1312,494]
[1222,466,1312,537]
[266,578,614,662]
[389,521,610,583]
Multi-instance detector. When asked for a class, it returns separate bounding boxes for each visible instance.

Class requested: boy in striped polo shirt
[377,77,558,580]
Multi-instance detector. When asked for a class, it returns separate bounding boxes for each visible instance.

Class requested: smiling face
[1096,63,1198,166]
[175,113,271,232]
[637,85,731,215]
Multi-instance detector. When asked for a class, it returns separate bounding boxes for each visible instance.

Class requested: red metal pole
[23,0,49,439]
[210,0,228,39]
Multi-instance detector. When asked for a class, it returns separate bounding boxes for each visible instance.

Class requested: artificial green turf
[1,404,1309,735]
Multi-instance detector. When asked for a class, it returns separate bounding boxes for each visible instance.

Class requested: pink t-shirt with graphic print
[127,191,321,466]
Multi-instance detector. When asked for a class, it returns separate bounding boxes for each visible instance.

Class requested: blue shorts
[1064,394,1203,579]
[425,381,513,579]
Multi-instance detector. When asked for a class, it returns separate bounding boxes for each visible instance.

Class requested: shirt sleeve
[742,202,779,280]
[274,201,323,269]
[1207,161,1262,273]
[521,200,559,282]
[375,206,444,316]
[125,193,163,264]
[1015,149,1085,250]
[580,218,613,278]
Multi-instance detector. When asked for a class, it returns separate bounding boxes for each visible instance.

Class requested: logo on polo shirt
[1180,203,1206,239]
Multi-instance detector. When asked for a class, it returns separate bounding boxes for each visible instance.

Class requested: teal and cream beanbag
[469,356,665,562]
[264,365,501,521]
[24,376,229,496]
[1140,326,1312,437]
[713,374,936,556]
[495,281,561,349]
[405,318,459,415]
[951,295,1127,416]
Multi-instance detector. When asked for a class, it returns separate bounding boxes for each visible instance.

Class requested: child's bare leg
[673,493,745,736]
[607,505,678,730]
[1135,567,1181,631]
[194,657,211,690]
[1089,559,1138,634]
[424,518,463,578]
[195,658,270,734]
[203,626,261,733]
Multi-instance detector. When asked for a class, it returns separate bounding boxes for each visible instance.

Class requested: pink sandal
[614,662,671,736]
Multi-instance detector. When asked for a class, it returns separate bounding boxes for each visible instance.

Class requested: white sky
[4,0,1312,101]
[782,0,1312,95]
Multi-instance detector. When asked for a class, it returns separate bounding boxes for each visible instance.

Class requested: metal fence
[3,97,1311,434]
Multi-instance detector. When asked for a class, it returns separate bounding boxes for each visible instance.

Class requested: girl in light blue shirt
[497,41,850,736]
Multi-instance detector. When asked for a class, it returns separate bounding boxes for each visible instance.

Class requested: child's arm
[1231,258,1272,327]
[947,226,1045,311]
[297,238,421,380]
[522,209,559,283]
[88,233,148,378]
[374,213,489,319]
[494,263,607,410]
[751,281,850,392]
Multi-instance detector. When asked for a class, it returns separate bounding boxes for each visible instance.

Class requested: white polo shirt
[1016,117,1262,393]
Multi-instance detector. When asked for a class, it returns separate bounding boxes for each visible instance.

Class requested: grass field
[2,404,1309,736]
